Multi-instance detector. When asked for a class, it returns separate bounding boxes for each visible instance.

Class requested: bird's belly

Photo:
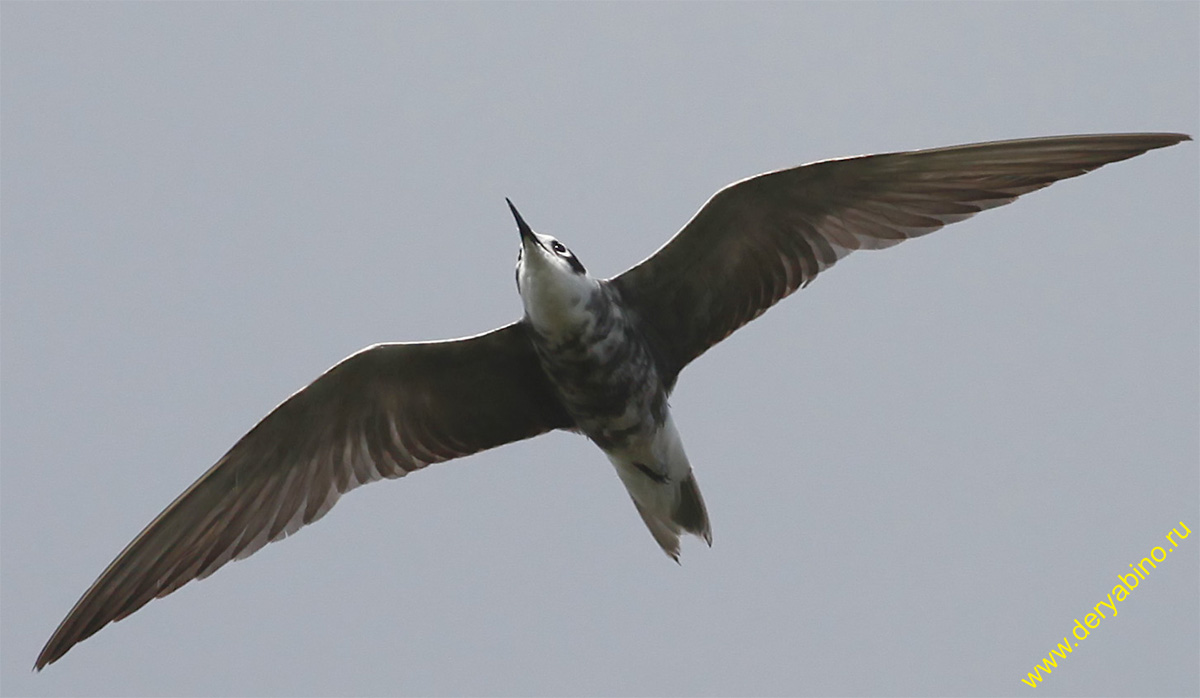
[531,322,668,451]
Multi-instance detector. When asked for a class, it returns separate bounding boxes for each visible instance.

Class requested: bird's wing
[610,133,1189,382]
[36,321,570,670]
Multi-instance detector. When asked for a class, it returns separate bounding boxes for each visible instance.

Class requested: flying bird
[36,132,1189,669]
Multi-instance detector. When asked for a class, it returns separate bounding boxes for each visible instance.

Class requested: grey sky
[2,3,1197,696]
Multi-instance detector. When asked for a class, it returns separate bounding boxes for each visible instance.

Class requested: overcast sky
[2,3,1197,697]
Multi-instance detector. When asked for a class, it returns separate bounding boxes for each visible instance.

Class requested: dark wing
[610,133,1190,383]
[36,321,570,670]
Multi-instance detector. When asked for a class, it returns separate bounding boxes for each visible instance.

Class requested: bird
[35,132,1189,670]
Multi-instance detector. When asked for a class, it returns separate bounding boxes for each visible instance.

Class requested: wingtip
[33,651,51,673]
[1143,132,1192,147]
[34,638,64,672]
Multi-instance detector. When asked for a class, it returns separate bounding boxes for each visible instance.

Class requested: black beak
[507,198,536,244]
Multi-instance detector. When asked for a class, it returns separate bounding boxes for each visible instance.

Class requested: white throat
[518,253,599,337]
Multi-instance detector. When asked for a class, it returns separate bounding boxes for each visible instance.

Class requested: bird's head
[507,199,597,330]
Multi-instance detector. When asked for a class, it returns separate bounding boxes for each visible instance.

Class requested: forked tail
[625,469,712,561]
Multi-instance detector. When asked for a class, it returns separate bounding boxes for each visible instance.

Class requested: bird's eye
[551,241,567,254]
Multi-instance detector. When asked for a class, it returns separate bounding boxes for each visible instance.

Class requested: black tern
[36,132,1189,669]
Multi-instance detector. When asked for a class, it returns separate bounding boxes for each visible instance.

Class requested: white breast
[518,258,601,337]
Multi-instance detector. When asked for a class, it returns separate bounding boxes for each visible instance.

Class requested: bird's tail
[627,470,712,561]
[609,415,712,561]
